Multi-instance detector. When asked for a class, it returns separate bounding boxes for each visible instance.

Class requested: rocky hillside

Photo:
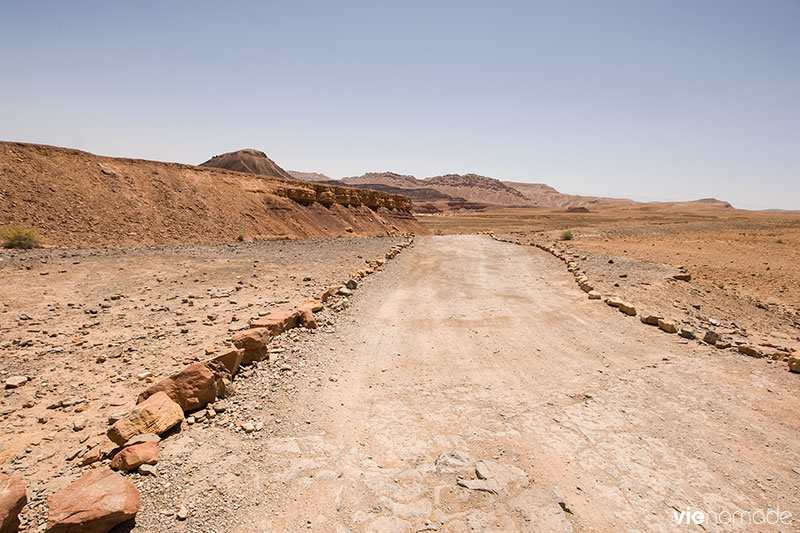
[502,181,635,209]
[0,142,425,246]
[200,149,292,179]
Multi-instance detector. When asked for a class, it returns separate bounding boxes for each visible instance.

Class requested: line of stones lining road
[0,236,414,533]
[488,232,800,375]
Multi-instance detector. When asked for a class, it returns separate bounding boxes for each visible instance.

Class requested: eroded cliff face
[0,142,425,246]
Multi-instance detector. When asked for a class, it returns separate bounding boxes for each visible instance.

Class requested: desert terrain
[1,144,799,533]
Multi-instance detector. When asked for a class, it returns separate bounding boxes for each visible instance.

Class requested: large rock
[298,308,317,329]
[738,345,764,358]
[0,474,27,533]
[107,392,183,446]
[315,286,341,303]
[249,309,299,335]
[617,302,637,316]
[231,327,269,351]
[657,319,678,334]
[137,362,218,412]
[789,355,800,373]
[703,330,720,345]
[212,348,244,376]
[109,441,158,471]
[46,468,139,533]
[640,315,662,326]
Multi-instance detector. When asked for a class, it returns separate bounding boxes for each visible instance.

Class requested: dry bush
[1,224,43,249]
[559,230,574,241]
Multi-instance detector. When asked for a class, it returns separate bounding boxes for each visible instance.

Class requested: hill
[200,148,292,179]
[0,142,425,246]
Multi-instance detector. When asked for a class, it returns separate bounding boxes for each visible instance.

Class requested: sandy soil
[95,236,799,532]
[0,236,405,521]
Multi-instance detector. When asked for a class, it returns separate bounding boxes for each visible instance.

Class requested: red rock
[109,441,158,471]
[300,300,324,313]
[240,347,268,366]
[107,391,183,446]
[315,285,341,303]
[298,308,317,329]
[231,328,269,351]
[137,362,218,412]
[0,474,27,533]
[249,309,300,335]
[212,348,244,376]
[46,467,139,533]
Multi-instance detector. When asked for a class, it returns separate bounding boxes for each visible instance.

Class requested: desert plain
[1,144,799,532]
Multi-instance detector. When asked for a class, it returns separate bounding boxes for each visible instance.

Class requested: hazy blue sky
[2,1,798,209]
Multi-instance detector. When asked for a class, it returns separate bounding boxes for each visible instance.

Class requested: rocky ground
[0,236,406,531]
[2,233,799,532]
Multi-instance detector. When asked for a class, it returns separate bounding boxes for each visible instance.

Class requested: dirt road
[138,235,799,532]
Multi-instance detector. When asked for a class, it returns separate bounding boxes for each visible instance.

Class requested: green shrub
[559,230,573,241]
[1,225,43,249]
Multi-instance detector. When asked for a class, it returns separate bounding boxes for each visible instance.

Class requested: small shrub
[1,225,43,249]
[559,230,573,241]
[236,232,247,242]
[435,229,444,236]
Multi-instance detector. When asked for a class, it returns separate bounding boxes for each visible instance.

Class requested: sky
[1,1,798,210]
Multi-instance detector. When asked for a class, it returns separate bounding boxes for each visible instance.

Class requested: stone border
[487,232,799,374]
[3,236,415,532]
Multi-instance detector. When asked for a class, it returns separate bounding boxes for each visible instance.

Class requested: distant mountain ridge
[201,149,292,179]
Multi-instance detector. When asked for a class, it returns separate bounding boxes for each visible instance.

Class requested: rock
[72,418,88,431]
[605,297,623,308]
[249,309,300,335]
[715,340,732,349]
[212,348,244,377]
[315,285,341,303]
[298,308,317,329]
[657,319,678,334]
[81,439,118,466]
[346,279,358,290]
[788,355,800,373]
[673,273,691,281]
[4,376,27,389]
[242,422,255,433]
[137,362,219,412]
[617,302,636,316]
[473,460,529,494]
[738,345,763,358]
[0,474,27,533]
[435,450,476,475]
[231,328,269,351]
[338,287,353,297]
[110,441,158,471]
[138,464,157,476]
[587,290,601,300]
[299,300,324,313]
[679,328,696,340]
[640,315,662,326]
[703,330,720,345]
[46,467,139,533]
[107,392,183,446]
[176,505,189,521]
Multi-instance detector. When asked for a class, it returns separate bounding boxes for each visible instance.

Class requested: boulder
[299,300,324,313]
[605,297,623,308]
[679,328,696,340]
[346,279,358,290]
[789,355,800,373]
[657,319,678,334]
[46,468,139,533]
[587,291,601,300]
[703,330,720,345]
[231,328,269,351]
[240,348,267,366]
[738,345,763,358]
[109,441,158,472]
[0,474,27,533]
[107,392,183,446]
[137,362,218,412]
[212,348,244,377]
[640,315,662,326]
[298,308,317,329]
[617,302,637,316]
[249,310,299,335]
